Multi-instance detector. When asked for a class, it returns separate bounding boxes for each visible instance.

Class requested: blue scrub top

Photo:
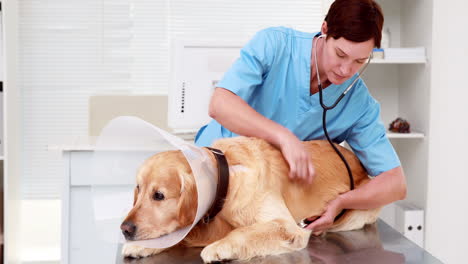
[195,27,400,176]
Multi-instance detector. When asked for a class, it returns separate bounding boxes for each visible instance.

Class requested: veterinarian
[195,0,406,234]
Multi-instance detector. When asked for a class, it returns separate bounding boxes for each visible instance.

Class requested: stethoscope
[299,33,372,228]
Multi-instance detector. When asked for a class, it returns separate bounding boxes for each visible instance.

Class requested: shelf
[371,47,426,64]
[371,58,426,64]
[386,131,425,139]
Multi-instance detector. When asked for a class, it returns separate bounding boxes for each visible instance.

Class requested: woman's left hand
[306,196,344,235]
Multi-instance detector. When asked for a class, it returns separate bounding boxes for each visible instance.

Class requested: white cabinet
[61,150,119,264]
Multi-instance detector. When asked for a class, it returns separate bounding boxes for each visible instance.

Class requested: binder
[395,201,424,248]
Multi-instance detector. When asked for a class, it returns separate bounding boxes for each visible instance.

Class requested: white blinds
[19,0,322,199]
[20,0,103,199]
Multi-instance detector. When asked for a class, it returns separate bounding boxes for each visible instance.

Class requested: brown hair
[324,0,384,48]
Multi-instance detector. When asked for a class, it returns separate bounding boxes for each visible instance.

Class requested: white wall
[427,0,468,262]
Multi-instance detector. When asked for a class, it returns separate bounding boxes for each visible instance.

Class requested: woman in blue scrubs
[195,0,406,234]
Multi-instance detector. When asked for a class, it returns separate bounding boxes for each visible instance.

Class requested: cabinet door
[69,186,119,263]
[70,152,94,186]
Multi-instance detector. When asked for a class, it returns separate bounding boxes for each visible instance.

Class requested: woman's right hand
[209,88,315,184]
[277,132,316,184]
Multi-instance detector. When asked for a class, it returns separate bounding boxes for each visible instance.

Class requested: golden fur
[121,137,380,262]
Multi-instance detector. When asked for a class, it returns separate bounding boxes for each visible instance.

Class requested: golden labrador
[121,137,380,262]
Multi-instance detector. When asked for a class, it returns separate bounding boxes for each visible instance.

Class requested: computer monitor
[168,39,245,134]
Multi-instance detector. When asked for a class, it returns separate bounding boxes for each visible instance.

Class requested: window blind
[19,0,322,199]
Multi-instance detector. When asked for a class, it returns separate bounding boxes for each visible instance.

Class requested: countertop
[48,133,196,152]
[115,220,443,264]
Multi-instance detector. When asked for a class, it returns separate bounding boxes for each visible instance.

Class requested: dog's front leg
[200,218,311,263]
[122,243,167,258]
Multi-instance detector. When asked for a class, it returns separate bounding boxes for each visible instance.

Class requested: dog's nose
[121,221,137,240]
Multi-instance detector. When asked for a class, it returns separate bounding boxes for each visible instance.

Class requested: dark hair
[324,0,384,48]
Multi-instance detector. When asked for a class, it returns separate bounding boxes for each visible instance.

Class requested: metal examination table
[115,220,442,264]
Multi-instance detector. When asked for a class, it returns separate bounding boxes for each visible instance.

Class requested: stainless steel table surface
[116,220,443,264]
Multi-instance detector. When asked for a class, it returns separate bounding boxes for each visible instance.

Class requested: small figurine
[389,118,410,133]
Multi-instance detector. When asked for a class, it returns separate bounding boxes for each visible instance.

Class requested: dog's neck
[200,147,230,224]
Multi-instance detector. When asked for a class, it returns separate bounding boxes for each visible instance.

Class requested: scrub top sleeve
[347,99,401,177]
[216,28,276,98]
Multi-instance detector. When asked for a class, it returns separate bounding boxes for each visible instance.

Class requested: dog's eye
[136,185,139,193]
[153,191,165,201]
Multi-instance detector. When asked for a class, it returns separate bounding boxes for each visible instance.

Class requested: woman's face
[322,37,374,85]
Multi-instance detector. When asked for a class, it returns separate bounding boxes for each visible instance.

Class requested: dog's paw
[122,244,164,259]
[200,240,238,263]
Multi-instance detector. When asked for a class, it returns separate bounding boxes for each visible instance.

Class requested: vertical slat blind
[18,0,322,199]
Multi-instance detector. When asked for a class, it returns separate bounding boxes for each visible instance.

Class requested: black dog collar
[202,147,230,224]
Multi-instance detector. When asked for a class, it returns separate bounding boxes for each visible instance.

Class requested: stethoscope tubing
[300,33,372,227]
[315,33,371,201]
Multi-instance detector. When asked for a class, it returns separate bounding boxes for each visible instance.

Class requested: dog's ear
[176,174,197,226]
[133,186,138,206]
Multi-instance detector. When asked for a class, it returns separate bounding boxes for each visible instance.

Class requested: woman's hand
[306,196,343,235]
[210,89,316,185]
[277,132,316,184]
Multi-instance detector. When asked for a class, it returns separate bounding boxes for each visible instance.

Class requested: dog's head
[120,150,198,241]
